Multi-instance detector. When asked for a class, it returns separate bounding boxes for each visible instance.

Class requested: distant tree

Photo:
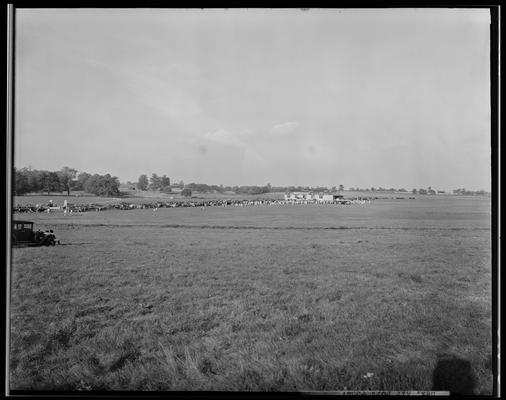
[234,185,270,195]
[419,188,428,195]
[181,188,192,197]
[84,174,120,196]
[339,184,344,191]
[41,172,62,195]
[137,174,149,191]
[149,174,157,190]
[13,168,30,195]
[158,175,171,193]
[83,174,98,194]
[57,166,78,196]
[75,172,91,191]
[398,188,407,192]
[412,189,418,194]
[160,175,171,189]
[26,168,42,193]
[150,173,161,191]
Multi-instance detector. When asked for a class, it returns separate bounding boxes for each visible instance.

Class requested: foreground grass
[9,203,492,393]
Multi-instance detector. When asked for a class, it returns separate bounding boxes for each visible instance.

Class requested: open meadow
[9,196,492,393]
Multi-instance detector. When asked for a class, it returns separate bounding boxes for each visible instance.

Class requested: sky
[14,8,491,191]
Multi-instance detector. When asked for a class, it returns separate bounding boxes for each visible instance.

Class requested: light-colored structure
[284,192,344,203]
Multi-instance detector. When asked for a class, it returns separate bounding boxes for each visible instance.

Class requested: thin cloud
[270,121,300,135]
[204,129,243,147]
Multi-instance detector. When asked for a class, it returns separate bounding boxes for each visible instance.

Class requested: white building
[284,192,344,203]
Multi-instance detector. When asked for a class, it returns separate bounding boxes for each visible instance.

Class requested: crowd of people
[12,197,375,214]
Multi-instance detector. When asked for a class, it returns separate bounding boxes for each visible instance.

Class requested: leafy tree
[26,169,42,193]
[84,174,120,196]
[75,172,91,191]
[150,173,161,191]
[158,175,172,193]
[339,184,344,191]
[84,174,98,194]
[40,171,62,194]
[160,175,171,189]
[412,189,418,194]
[137,174,149,191]
[13,168,30,195]
[58,166,78,196]
[181,188,192,197]
[419,188,428,195]
[101,174,120,196]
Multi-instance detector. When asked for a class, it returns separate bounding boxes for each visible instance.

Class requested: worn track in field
[60,223,491,231]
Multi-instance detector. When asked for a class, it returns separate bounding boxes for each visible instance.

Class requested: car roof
[13,220,34,224]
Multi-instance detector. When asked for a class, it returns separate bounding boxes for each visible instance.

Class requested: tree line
[170,183,344,196]
[14,167,120,197]
[15,167,489,198]
[452,188,489,196]
[350,186,442,194]
[181,183,272,196]
[135,176,274,196]
[348,186,489,195]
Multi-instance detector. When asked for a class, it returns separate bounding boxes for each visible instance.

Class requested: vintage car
[12,220,59,246]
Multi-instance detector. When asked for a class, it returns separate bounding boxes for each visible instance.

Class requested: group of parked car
[12,196,380,214]
[12,198,296,213]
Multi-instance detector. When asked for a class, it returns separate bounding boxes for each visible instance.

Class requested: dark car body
[12,220,58,246]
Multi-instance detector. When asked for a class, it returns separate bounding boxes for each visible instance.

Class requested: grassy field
[9,196,492,393]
